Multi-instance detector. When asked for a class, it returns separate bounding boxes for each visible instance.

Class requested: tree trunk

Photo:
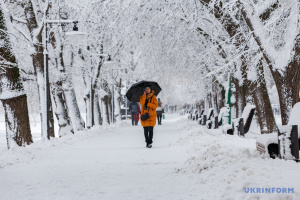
[212,82,220,113]
[107,95,112,124]
[2,95,32,148]
[240,56,276,134]
[20,0,55,137]
[207,92,213,109]
[101,98,109,125]
[272,66,300,125]
[102,95,111,124]
[218,87,225,110]
[91,45,104,125]
[84,82,92,129]
[51,82,74,136]
[61,49,85,132]
[0,5,32,148]
[271,37,300,125]
[114,79,122,122]
[240,5,300,125]
[93,90,102,126]
[100,77,113,124]
[49,98,55,137]
[46,5,86,133]
[64,86,85,132]
[231,77,242,119]
[251,61,277,133]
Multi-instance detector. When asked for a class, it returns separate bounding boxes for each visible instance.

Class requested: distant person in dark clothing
[156,98,163,125]
[135,105,141,125]
[129,101,139,125]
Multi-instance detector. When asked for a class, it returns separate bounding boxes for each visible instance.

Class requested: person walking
[129,101,139,126]
[156,98,163,125]
[135,105,141,125]
[140,86,158,148]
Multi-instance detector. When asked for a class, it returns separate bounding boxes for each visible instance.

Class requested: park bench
[256,103,300,160]
[222,104,255,135]
[198,109,205,125]
[206,108,215,129]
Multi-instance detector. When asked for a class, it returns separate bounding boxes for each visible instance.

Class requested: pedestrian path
[0,115,203,200]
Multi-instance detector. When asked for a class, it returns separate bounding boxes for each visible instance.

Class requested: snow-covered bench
[256,103,300,160]
[197,109,204,125]
[217,107,227,127]
[232,104,256,136]
[206,108,215,129]
[222,104,255,135]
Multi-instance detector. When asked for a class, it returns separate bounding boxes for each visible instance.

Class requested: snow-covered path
[0,115,202,200]
[1,114,300,200]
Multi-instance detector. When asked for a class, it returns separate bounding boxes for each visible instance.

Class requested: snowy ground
[0,114,299,200]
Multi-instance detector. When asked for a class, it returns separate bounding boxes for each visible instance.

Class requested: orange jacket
[140,90,158,127]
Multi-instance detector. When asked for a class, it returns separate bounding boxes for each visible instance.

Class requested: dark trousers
[131,113,138,125]
[157,114,162,124]
[144,127,154,144]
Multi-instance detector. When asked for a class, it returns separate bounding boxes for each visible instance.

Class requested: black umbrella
[126,80,162,102]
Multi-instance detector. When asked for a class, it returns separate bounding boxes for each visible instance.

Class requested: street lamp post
[44,21,50,140]
[43,18,85,139]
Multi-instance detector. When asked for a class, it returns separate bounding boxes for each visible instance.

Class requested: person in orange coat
[140,86,158,148]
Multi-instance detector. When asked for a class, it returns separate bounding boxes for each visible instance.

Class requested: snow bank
[0,127,102,168]
[255,132,278,147]
[174,120,300,199]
